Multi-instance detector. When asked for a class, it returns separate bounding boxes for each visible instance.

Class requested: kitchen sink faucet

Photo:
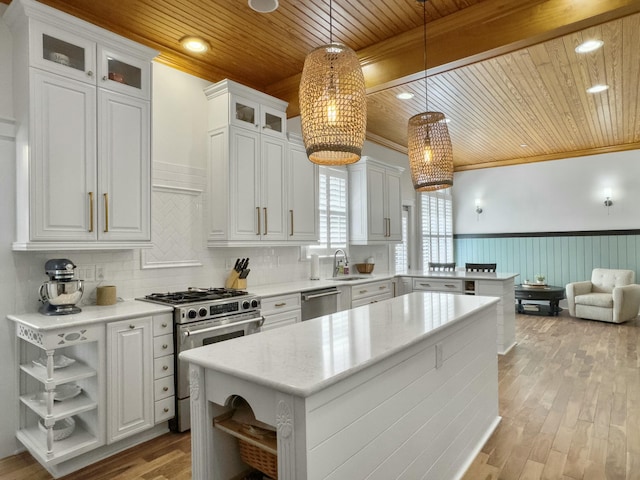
[333,249,349,277]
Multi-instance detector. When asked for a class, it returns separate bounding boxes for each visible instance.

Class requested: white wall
[453,151,640,234]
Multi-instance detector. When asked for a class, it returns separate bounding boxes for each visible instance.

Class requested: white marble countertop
[248,271,519,298]
[180,292,499,397]
[7,300,173,330]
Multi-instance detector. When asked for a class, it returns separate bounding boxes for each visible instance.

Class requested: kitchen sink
[327,276,368,281]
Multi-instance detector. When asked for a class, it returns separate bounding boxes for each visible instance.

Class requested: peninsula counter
[180,292,501,480]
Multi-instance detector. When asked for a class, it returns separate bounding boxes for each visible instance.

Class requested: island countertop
[180,292,499,398]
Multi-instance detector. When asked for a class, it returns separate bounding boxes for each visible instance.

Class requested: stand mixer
[39,259,84,315]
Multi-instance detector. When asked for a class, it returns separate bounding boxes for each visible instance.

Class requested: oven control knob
[251,299,259,309]
[242,300,250,310]
[199,307,208,317]
[187,309,197,319]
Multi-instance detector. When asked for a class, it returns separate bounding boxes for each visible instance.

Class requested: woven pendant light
[408,0,453,191]
[299,1,367,165]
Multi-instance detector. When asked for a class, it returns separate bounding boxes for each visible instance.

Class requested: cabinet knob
[87,70,94,77]
[163,386,169,392]
[163,407,169,413]
[102,75,108,81]
[162,365,169,371]
[129,324,135,329]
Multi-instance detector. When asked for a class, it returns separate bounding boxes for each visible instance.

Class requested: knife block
[225,269,247,290]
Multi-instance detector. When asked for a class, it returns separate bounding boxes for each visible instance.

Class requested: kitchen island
[180,292,501,480]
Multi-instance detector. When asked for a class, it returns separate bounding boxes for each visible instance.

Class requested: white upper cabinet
[348,156,404,245]
[205,79,292,246]
[6,0,157,250]
[287,133,319,242]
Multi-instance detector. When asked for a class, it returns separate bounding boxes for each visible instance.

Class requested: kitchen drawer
[262,309,301,332]
[351,291,393,308]
[412,278,463,293]
[153,314,173,337]
[351,280,393,301]
[153,334,174,358]
[155,396,175,423]
[154,355,174,379]
[261,293,301,315]
[154,376,174,400]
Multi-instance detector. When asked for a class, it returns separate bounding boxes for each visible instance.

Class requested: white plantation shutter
[394,207,409,273]
[311,166,348,255]
[421,189,453,267]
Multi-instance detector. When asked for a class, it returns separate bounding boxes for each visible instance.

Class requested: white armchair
[566,268,640,323]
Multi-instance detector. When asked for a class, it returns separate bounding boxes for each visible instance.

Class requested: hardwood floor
[2,311,639,479]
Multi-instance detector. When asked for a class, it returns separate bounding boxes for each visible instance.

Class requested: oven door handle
[182,316,265,337]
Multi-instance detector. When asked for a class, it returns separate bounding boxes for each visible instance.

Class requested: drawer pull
[162,365,169,371]
[275,302,287,307]
[420,283,430,287]
[129,324,135,329]
[359,290,368,294]
[163,386,169,392]
[445,284,457,288]
[162,344,168,349]
[379,286,386,290]
[161,323,168,328]
[163,407,169,413]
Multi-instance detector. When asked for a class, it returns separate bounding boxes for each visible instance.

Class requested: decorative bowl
[354,263,374,274]
[38,416,75,441]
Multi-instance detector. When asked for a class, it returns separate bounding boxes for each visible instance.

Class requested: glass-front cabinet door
[261,105,286,137]
[30,21,97,84]
[231,95,260,130]
[98,46,150,99]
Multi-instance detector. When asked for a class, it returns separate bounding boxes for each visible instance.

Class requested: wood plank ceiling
[3,0,640,171]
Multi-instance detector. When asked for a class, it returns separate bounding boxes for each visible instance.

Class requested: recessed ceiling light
[587,84,609,94]
[180,36,209,53]
[248,0,279,13]
[520,143,528,148]
[396,92,414,100]
[444,118,451,123]
[575,40,604,54]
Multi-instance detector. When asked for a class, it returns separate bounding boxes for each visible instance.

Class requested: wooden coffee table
[515,284,565,316]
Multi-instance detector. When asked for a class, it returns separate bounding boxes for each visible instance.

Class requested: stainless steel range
[139,287,263,432]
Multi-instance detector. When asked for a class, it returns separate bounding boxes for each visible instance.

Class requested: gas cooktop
[141,287,249,306]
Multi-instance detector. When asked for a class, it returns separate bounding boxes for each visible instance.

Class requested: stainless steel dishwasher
[301,286,340,321]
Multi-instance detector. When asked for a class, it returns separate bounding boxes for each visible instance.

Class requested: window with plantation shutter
[309,166,348,256]
[420,189,453,267]
[394,206,409,273]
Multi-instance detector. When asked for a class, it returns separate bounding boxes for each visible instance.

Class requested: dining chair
[428,262,456,272]
[465,263,497,272]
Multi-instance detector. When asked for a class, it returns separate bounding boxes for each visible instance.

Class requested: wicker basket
[354,263,374,274]
[238,439,277,479]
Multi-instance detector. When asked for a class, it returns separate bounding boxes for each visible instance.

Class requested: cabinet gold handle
[256,207,261,235]
[290,210,294,236]
[162,365,169,371]
[275,302,286,307]
[163,407,169,413]
[129,324,135,329]
[163,386,169,392]
[88,192,94,232]
[103,193,109,232]
[263,207,268,235]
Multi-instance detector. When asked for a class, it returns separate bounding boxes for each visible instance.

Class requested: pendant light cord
[329,0,333,44]
[422,0,428,111]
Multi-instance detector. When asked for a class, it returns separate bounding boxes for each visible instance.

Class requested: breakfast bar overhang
[180,292,501,480]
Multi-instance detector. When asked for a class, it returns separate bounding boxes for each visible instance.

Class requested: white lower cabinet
[106,316,154,443]
[350,279,394,307]
[261,293,302,331]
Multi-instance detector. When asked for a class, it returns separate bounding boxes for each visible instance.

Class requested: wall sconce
[475,199,483,215]
[604,188,613,213]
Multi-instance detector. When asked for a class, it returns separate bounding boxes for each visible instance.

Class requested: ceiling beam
[266,0,640,118]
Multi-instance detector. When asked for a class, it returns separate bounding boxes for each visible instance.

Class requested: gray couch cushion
[575,292,613,308]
